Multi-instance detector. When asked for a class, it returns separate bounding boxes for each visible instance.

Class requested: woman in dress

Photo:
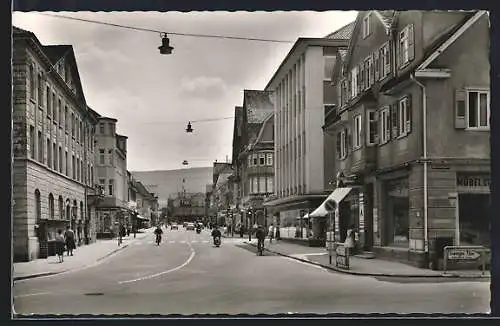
[55,229,65,263]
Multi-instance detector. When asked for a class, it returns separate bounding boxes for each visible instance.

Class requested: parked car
[171,223,179,230]
[183,222,188,228]
[186,223,195,231]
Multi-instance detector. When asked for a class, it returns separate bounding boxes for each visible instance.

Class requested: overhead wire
[140,116,234,125]
[37,13,295,44]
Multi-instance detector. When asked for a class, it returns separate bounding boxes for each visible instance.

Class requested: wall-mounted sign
[456,174,490,192]
[358,193,365,232]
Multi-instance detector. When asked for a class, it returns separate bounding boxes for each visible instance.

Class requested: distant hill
[132,167,213,208]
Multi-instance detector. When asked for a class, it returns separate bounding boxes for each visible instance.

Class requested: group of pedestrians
[54,226,77,263]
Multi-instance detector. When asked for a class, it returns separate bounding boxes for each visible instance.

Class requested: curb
[13,243,131,282]
[243,242,490,279]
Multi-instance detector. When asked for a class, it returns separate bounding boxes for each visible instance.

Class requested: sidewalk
[13,228,155,281]
[244,239,491,279]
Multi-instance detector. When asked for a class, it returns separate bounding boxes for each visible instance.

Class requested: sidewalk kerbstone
[244,240,490,279]
[13,229,154,281]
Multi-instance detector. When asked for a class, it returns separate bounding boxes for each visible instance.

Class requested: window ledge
[396,132,410,140]
[465,127,490,132]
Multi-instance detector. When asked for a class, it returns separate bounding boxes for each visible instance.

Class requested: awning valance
[309,187,352,218]
[135,215,150,221]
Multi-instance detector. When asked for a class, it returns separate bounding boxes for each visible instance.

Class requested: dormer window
[362,13,371,39]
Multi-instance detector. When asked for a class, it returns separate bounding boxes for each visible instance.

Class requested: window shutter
[391,103,399,139]
[397,33,403,68]
[356,66,361,94]
[336,132,341,159]
[455,89,467,129]
[408,24,415,61]
[364,61,369,90]
[384,43,391,77]
[374,51,380,81]
[406,94,412,134]
[347,74,352,100]
[369,56,375,86]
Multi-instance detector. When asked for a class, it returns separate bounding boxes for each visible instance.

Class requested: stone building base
[372,246,427,269]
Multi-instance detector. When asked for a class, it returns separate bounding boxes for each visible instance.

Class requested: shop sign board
[335,243,350,270]
[456,174,490,192]
[443,245,489,275]
[447,248,481,260]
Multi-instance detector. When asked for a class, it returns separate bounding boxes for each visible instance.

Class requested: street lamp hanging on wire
[185,121,194,133]
[158,33,174,55]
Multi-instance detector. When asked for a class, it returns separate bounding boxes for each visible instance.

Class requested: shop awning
[296,213,309,219]
[309,187,352,218]
[135,215,150,221]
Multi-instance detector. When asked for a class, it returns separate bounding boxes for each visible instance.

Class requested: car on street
[183,222,188,228]
[171,223,179,230]
[186,223,195,230]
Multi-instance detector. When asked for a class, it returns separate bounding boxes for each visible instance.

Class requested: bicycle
[257,238,264,256]
[117,235,123,246]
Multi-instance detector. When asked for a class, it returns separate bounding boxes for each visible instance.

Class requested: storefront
[383,177,410,248]
[456,173,490,247]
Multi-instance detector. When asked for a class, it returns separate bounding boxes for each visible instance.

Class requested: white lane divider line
[168,241,175,244]
[191,240,198,243]
[118,243,196,284]
[179,240,187,244]
[14,292,52,298]
[202,240,209,243]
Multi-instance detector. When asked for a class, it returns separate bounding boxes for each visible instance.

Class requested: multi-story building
[169,191,206,223]
[209,162,233,226]
[12,26,99,261]
[320,10,490,268]
[134,181,159,227]
[93,116,132,237]
[232,91,275,229]
[262,23,353,242]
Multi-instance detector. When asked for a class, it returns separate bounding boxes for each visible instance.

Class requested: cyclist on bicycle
[255,225,266,254]
[154,225,163,245]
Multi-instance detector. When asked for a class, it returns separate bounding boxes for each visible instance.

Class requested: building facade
[322,10,490,268]
[94,116,132,237]
[12,26,99,261]
[232,91,276,229]
[263,25,353,242]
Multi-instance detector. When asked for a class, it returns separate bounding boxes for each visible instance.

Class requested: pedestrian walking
[268,223,275,243]
[64,226,76,256]
[345,224,357,255]
[55,229,65,263]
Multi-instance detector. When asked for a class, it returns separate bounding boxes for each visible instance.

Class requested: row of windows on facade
[28,63,95,153]
[338,24,414,105]
[247,176,274,195]
[247,152,273,167]
[29,125,94,185]
[34,189,84,221]
[98,122,115,135]
[335,88,490,159]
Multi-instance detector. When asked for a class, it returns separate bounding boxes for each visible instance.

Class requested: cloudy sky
[12,11,357,171]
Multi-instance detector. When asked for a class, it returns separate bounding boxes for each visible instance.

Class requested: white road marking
[191,240,198,243]
[14,292,52,298]
[118,243,196,284]
[179,240,187,244]
[169,241,175,244]
[281,256,327,271]
[202,240,209,243]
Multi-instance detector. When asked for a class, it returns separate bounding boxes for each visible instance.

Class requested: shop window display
[458,194,490,247]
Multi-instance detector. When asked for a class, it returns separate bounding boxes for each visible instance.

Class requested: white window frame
[366,109,378,146]
[362,13,371,39]
[258,153,266,165]
[398,97,410,137]
[353,114,362,149]
[367,56,373,87]
[266,153,273,166]
[259,177,266,194]
[339,130,347,159]
[99,149,105,164]
[399,27,410,65]
[380,107,390,144]
[252,154,258,166]
[252,177,258,194]
[267,176,274,194]
[108,179,114,196]
[466,89,490,130]
[247,155,252,167]
[382,44,390,77]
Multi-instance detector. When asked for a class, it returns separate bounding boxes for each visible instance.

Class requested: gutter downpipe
[410,73,429,258]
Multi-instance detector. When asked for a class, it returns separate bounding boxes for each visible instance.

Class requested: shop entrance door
[458,193,490,247]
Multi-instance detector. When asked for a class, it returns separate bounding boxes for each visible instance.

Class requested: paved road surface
[13,228,490,315]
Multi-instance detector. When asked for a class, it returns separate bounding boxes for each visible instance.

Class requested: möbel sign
[447,248,481,260]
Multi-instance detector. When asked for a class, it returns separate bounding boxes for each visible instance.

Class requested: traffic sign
[447,248,481,260]
[325,199,336,212]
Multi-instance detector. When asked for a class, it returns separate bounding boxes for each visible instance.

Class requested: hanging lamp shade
[158,34,174,55]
